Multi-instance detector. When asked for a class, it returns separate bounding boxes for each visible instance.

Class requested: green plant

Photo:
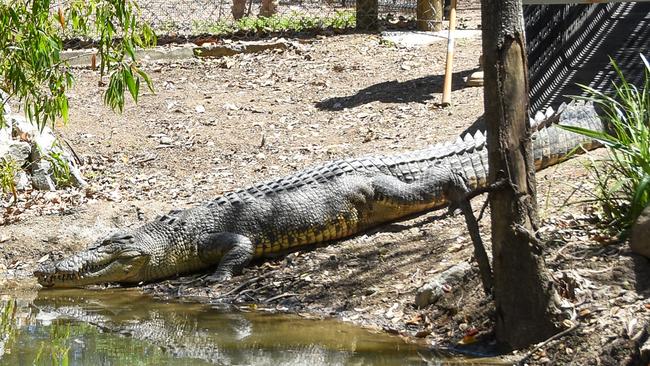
[45,150,73,188]
[0,157,19,204]
[0,0,156,130]
[191,10,355,36]
[0,300,18,351]
[34,321,71,366]
[561,55,650,234]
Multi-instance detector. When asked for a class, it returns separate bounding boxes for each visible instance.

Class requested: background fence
[134,0,428,35]
[525,2,650,111]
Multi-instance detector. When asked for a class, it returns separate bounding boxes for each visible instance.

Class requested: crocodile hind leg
[197,232,255,282]
[370,164,469,206]
[370,165,494,293]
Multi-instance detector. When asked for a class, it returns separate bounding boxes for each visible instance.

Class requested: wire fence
[134,0,426,36]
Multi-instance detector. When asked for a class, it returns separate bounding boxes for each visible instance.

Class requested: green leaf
[136,68,154,93]
[60,97,68,123]
[558,124,619,147]
[123,67,138,102]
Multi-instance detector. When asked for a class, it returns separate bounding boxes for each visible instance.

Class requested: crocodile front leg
[198,232,255,282]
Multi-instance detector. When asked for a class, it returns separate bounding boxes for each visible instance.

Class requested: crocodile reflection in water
[29,289,439,365]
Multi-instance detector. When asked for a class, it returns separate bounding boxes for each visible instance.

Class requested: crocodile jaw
[34,248,149,288]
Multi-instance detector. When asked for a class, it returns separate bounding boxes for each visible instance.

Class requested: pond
[0,289,490,365]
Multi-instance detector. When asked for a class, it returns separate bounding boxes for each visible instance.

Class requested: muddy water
[0,289,472,365]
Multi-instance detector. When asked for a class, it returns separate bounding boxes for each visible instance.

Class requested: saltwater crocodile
[34,102,603,288]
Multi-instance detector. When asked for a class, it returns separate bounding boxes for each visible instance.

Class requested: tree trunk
[356,0,378,31]
[480,0,560,349]
[416,0,442,31]
[259,0,278,17]
[231,0,247,20]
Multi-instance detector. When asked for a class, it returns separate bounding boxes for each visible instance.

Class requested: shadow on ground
[315,70,475,111]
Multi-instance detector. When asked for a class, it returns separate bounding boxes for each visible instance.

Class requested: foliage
[34,321,71,366]
[192,10,356,35]
[0,300,18,354]
[0,0,156,130]
[561,55,650,234]
[0,157,18,203]
[44,149,72,187]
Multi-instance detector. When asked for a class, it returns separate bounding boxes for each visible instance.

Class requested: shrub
[561,55,650,234]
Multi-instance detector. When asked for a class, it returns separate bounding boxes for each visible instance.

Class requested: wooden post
[356,0,378,31]
[417,0,443,31]
[440,0,457,106]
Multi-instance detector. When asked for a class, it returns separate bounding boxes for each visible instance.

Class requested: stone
[193,40,292,58]
[10,114,38,139]
[630,205,650,258]
[14,171,31,191]
[466,70,484,87]
[0,141,31,166]
[68,164,87,187]
[43,191,60,203]
[31,160,56,191]
[32,127,57,153]
[380,30,482,48]
[0,90,9,115]
[640,334,650,365]
[415,262,472,308]
[0,127,10,143]
[0,115,11,142]
[10,114,57,153]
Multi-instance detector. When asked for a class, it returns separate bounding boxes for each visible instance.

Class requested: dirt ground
[1,17,649,365]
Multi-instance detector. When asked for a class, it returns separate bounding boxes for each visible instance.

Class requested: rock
[0,127,10,142]
[68,163,87,187]
[10,114,38,139]
[14,170,31,191]
[31,160,56,191]
[640,334,650,365]
[0,141,30,166]
[0,90,9,115]
[194,44,242,58]
[415,261,472,308]
[43,191,61,203]
[630,205,650,258]
[10,114,57,153]
[0,113,12,142]
[466,70,484,87]
[32,127,57,153]
[194,39,292,58]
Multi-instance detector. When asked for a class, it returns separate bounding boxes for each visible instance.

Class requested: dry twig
[517,323,581,365]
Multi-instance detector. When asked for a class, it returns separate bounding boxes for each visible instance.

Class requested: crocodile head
[34,232,153,288]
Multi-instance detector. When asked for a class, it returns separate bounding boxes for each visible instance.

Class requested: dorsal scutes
[453,136,466,154]
[201,101,598,211]
[473,130,486,147]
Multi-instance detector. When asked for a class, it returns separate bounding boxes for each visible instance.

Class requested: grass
[44,149,73,188]
[192,10,356,36]
[34,322,71,366]
[0,158,19,204]
[561,55,650,235]
[0,300,18,353]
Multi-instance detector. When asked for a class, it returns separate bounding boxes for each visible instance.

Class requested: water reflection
[0,289,450,365]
